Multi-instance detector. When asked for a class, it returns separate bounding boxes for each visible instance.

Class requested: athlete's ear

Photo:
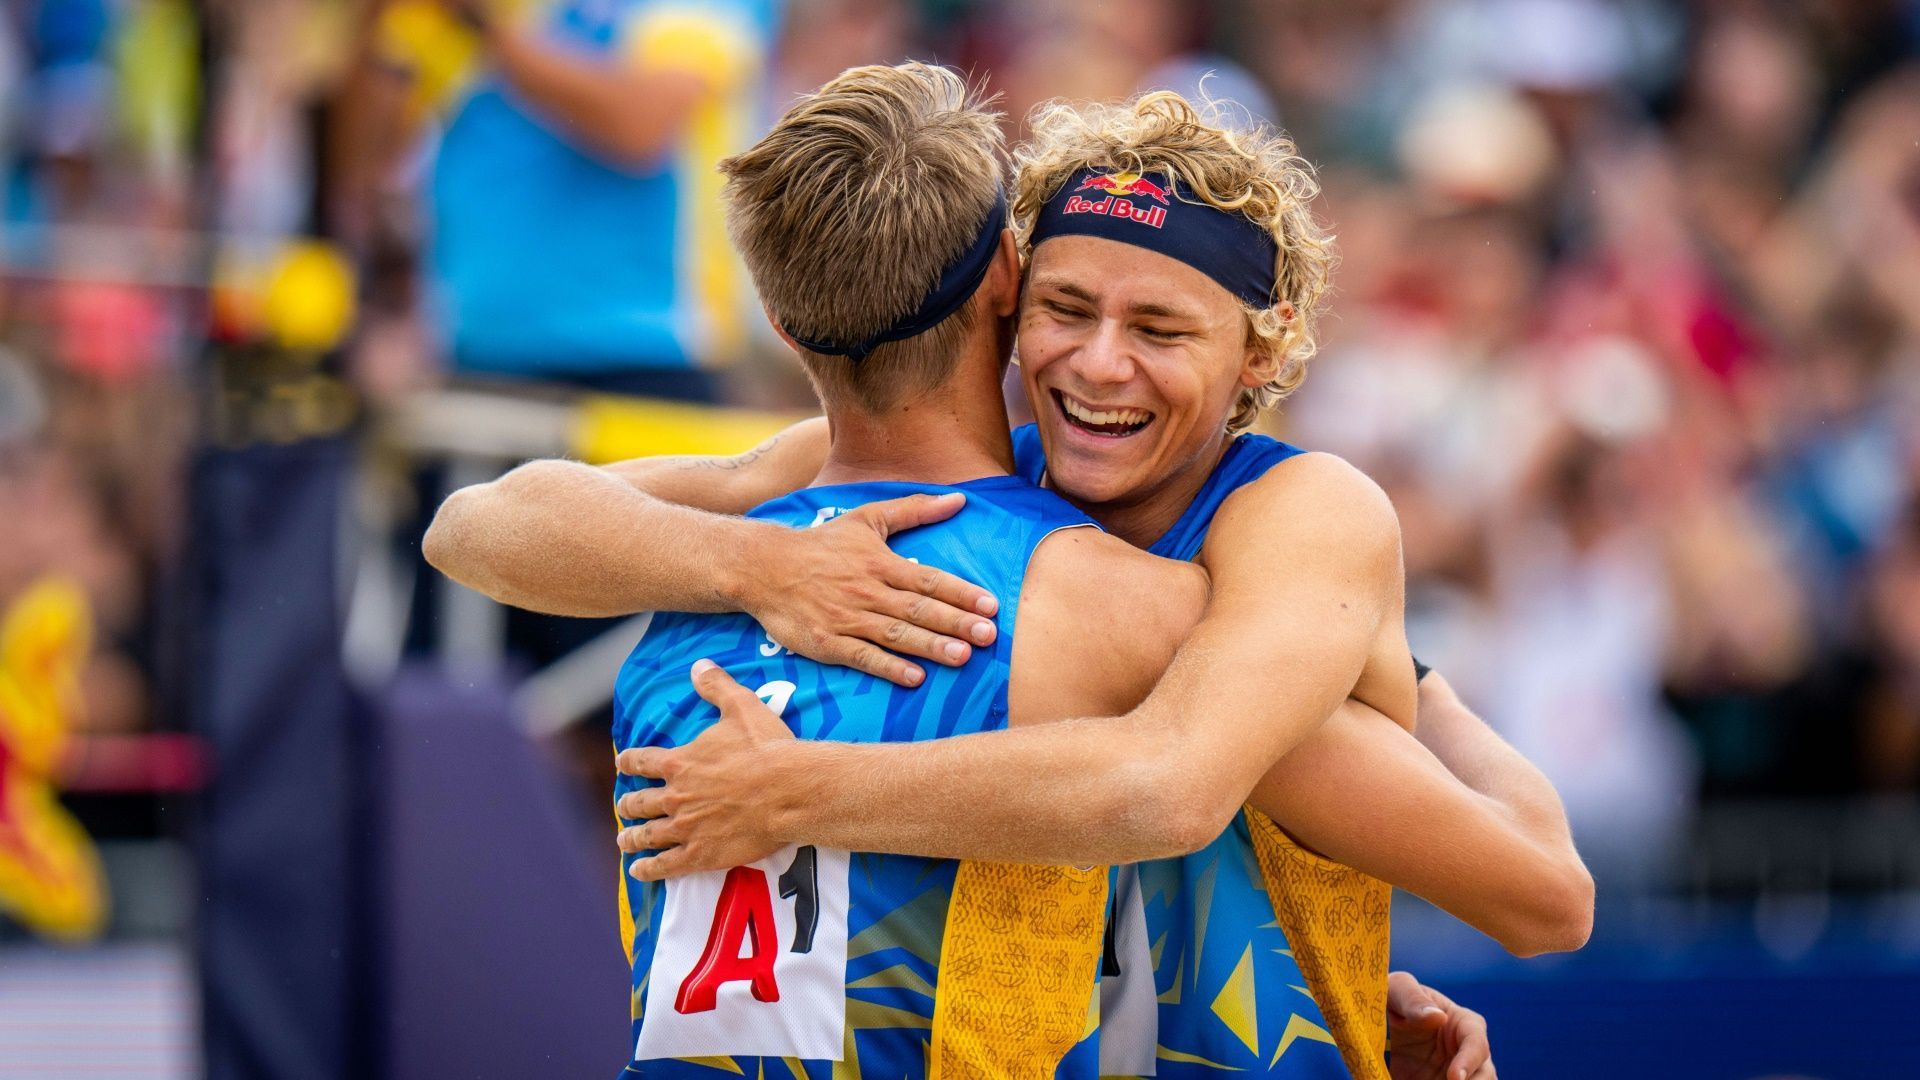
[764,302,802,353]
[986,229,1020,319]
[1238,300,1294,388]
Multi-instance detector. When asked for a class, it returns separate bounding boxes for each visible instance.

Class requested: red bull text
[1061,194,1168,229]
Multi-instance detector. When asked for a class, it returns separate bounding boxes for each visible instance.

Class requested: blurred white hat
[1397,82,1558,204]
[1474,0,1631,91]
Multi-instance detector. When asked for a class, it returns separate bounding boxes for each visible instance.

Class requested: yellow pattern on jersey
[1245,809,1392,1080]
[930,860,1108,1078]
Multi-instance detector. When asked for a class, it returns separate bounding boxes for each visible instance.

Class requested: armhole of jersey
[1172,443,1317,560]
[1000,520,1098,636]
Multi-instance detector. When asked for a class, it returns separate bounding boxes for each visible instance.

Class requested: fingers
[691,657,779,714]
[616,746,674,779]
[882,558,1000,625]
[689,657,740,699]
[880,565,999,643]
[628,845,698,882]
[1386,971,1448,1027]
[856,495,1000,621]
[1447,1011,1491,1080]
[616,815,684,854]
[831,638,925,688]
[616,786,667,821]
[862,608,974,669]
[864,492,968,540]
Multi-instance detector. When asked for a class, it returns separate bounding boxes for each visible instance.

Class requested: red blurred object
[61,732,209,794]
[52,279,170,382]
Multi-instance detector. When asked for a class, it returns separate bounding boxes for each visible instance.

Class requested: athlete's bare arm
[620,469,1591,955]
[1027,532,1587,955]
[424,418,997,684]
[621,455,1399,862]
[1021,534,1588,955]
[1244,700,1591,956]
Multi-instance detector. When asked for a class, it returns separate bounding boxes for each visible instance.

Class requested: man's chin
[1043,457,1133,510]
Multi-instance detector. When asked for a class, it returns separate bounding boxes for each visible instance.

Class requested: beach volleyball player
[428,67,1590,1078]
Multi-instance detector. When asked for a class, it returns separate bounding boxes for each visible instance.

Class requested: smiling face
[1017,234,1265,538]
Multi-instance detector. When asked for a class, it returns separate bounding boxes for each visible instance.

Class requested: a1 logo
[672,844,822,1013]
[633,679,851,1062]
[634,842,851,1061]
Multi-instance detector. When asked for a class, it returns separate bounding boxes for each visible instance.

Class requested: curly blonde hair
[1012,92,1334,432]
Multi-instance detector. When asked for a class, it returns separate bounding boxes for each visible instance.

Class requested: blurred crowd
[2,0,1918,895]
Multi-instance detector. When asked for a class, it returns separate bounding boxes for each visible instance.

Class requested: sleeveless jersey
[1014,425,1394,1079]
[613,475,1110,1079]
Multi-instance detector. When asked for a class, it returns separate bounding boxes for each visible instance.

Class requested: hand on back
[736,492,1001,687]
[616,660,794,880]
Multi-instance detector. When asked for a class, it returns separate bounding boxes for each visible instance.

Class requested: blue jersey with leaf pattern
[613,474,1106,1078]
[1011,424,1348,1078]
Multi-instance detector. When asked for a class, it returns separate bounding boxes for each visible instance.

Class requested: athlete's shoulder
[1015,527,1208,716]
[1207,451,1400,568]
[1031,526,1205,595]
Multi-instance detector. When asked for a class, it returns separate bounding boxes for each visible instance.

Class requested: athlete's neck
[1059,432,1235,550]
[813,344,1014,487]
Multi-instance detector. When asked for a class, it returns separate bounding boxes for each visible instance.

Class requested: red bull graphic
[1073,171,1171,204]
[1064,170,1172,228]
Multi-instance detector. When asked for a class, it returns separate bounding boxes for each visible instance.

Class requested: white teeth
[1062,395,1149,427]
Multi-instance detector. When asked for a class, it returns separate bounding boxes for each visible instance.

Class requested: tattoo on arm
[675,432,785,472]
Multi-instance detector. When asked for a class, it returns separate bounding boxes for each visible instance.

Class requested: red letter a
[674,866,782,1014]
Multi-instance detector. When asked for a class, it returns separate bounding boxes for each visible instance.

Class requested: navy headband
[783,188,1007,362]
[1030,168,1280,308]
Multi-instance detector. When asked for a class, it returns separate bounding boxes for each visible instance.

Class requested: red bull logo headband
[783,188,1008,362]
[1031,168,1280,308]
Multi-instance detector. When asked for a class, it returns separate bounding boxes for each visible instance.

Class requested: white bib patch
[635,844,852,1062]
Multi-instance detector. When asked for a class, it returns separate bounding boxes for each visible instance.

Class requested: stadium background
[1,0,1918,1076]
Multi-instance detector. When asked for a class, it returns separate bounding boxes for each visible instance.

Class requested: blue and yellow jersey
[614,476,1109,1078]
[1014,425,1392,1079]
[418,0,777,375]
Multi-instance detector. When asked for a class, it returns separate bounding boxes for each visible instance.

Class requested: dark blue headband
[1030,168,1279,308]
[783,188,1007,362]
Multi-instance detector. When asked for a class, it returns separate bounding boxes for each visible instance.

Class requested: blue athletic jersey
[1012,424,1350,1078]
[613,475,1107,1077]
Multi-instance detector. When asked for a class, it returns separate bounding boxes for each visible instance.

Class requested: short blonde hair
[1012,92,1334,432]
[720,63,1004,413]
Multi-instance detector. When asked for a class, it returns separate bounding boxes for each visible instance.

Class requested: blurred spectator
[1266,0,1920,874]
[365,0,781,399]
[769,0,911,108]
[0,0,1913,907]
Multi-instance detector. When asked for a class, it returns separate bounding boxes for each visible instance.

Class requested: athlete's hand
[617,660,796,880]
[1387,971,1493,1080]
[736,492,1000,688]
